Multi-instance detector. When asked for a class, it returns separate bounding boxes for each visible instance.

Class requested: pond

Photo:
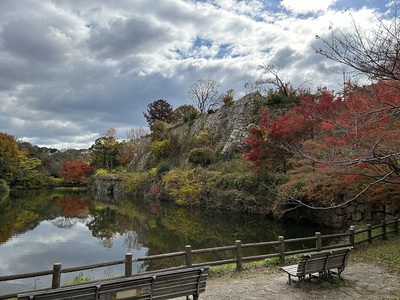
[0,190,335,295]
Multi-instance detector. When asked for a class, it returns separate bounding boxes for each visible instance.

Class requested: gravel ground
[191,261,400,300]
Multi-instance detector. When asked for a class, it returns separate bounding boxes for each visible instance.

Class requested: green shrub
[45,176,65,188]
[195,130,211,146]
[174,104,199,123]
[151,139,170,159]
[0,179,10,192]
[156,161,171,176]
[265,89,300,108]
[222,89,235,107]
[95,168,108,175]
[65,272,93,285]
[162,169,203,205]
[123,172,153,198]
[167,132,180,158]
[150,121,170,141]
[188,147,214,166]
[13,170,49,189]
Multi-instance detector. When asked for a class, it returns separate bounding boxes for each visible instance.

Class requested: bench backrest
[17,284,99,300]
[296,247,352,276]
[326,248,351,271]
[98,267,208,300]
[17,266,209,300]
[296,252,330,276]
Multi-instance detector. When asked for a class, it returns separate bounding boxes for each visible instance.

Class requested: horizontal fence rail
[0,218,398,299]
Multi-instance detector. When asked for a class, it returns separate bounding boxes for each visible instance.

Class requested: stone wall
[92,92,400,228]
[131,92,263,169]
[285,198,400,228]
[90,176,399,229]
[90,175,127,203]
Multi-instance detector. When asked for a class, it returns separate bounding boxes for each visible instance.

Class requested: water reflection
[0,190,335,295]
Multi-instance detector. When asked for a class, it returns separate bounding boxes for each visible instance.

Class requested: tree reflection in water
[50,217,82,229]
[1,190,336,273]
[123,231,142,252]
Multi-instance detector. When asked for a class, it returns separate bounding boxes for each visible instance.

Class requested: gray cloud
[0,0,390,149]
[86,17,174,60]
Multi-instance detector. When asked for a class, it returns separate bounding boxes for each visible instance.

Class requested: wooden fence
[0,218,398,299]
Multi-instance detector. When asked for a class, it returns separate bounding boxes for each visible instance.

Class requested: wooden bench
[280,247,352,285]
[325,247,352,277]
[17,265,209,300]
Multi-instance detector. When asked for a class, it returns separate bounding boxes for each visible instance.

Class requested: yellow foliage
[151,139,170,159]
[149,167,157,176]
[122,172,152,197]
[195,130,211,146]
[95,168,108,175]
[162,168,203,205]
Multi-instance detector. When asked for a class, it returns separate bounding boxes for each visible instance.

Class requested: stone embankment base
[180,262,400,300]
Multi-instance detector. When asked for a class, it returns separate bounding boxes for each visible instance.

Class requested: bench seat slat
[280,265,300,276]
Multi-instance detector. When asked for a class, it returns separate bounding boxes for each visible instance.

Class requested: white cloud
[280,0,336,14]
[0,0,388,149]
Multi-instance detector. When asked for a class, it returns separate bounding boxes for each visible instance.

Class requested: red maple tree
[245,81,400,208]
[60,161,95,182]
[58,195,91,217]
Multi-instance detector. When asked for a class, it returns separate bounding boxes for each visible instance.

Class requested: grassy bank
[208,232,400,279]
[351,234,400,272]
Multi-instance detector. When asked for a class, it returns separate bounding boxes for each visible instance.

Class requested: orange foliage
[58,195,91,218]
[245,81,400,204]
[60,161,95,182]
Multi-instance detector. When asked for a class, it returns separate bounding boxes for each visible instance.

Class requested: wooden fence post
[349,225,355,246]
[394,217,399,234]
[185,245,192,267]
[52,263,62,289]
[367,224,372,243]
[235,240,243,271]
[278,236,285,263]
[382,220,387,240]
[315,232,322,251]
[125,253,132,277]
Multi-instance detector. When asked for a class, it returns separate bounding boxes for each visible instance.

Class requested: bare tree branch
[283,170,396,211]
[188,79,221,113]
[313,6,400,81]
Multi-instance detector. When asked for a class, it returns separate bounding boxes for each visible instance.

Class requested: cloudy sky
[0,0,395,149]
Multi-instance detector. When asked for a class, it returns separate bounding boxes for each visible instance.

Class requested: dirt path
[195,261,400,300]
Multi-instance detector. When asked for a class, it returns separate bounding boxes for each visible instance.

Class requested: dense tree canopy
[245,7,400,210]
[245,81,400,208]
[90,128,122,171]
[0,132,51,187]
[0,132,21,183]
[143,99,176,127]
[60,161,95,182]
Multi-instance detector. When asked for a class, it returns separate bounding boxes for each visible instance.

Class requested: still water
[0,190,334,295]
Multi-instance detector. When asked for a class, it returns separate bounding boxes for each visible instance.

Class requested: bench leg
[337,268,344,278]
[328,268,342,278]
[286,274,308,285]
[288,275,305,285]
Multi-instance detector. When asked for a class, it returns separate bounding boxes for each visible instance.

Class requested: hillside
[131,92,263,170]
[93,92,283,217]
[92,89,400,230]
